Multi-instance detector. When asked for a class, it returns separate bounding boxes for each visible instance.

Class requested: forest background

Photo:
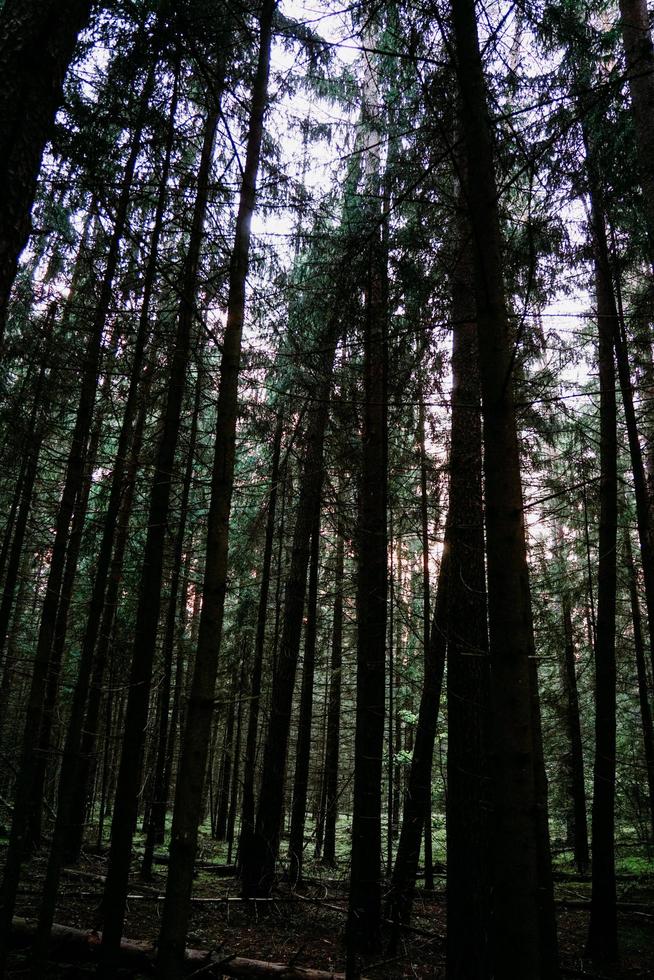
[0,0,654,978]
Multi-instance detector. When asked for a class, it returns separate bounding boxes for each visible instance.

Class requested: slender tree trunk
[387,511,395,873]
[63,388,149,863]
[239,412,283,863]
[585,205,619,963]
[215,664,238,841]
[618,0,654,267]
[0,0,93,343]
[322,514,344,868]
[155,7,276,974]
[558,556,589,875]
[417,388,434,891]
[227,658,246,864]
[160,546,193,840]
[0,65,151,969]
[451,1,558,974]
[98,101,220,976]
[388,550,447,940]
[0,305,54,664]
[142,358,201,877]
[444,215,491,980]
[240,332,336,899]
[27,412,101,849]
[288,501,321,883]
[347,149,388,962]
[610,272,654,681]
[625,529,654,841]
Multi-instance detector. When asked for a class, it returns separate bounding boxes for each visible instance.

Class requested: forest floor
[4,839,654,979]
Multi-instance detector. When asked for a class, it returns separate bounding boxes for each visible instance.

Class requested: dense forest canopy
[1,0,654,977]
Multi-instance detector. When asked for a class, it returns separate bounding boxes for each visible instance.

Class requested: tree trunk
[388,550,447,940]
[444,213,491,980]
[98,101,220,975]
[215,664,239,841]
[0,305,55,664]
[142,353,201,877]
[417,389,434,892]
[618,0,654,267]
[624,529,654,841]
[156,7,276,974]
[63,386,149,864]
[28,410,102,849]
[240,332,336,899]
[288,501,321,883]
[239,411,283,864]
[0,0,93,342]
[585,203,619,963]
[0,62,150,971]
[558,563,589,874]
[227,657,246,864]
[450,1,558,974]
[322,511,344,868]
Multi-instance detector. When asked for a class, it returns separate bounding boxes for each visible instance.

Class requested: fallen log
[9,918,360,978]
[556,900,653,915]
[149,854,237,875]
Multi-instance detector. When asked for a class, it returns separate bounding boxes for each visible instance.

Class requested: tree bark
[618,0,654,267]
[585,203,619,963]
[346,36,388,959]
[156,6,276,974]
[240,332,336,899]
[450,1,558,974]
[0,63,150,972]
[142,353,201,877]
[98,101,220,976]
[417,389,434,892]
[321,512,344,868]
[445,213,491,980]
[624,529,654,841]
[388,550,447,940]
[239,411,283,865]
[288,501,321,883]
[0,0,93,343]
[558,554,590,875]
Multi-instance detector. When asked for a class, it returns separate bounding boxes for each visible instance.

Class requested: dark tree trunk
[239,412,283,864]
[227,658,246,864]
[0,64,149,970]
[445,217,491,980]
[31,57,177,970]
[388,551,447,939]
[156,7,276,974]
[27,411,102,849]
[142,356,201,877]
[215,665,238,842]
[57,54,177,860]
[451,1,558,974]
[417,389,434,892]
[624,530,654,841]
[585,204,619,963]
[387,510,395,872]
[322,513,344,868]
[63,387,149,864]
[618,0,654,266]
[98,101,220,975]
[288,501,321,883]
[0,0,93,342]
[347,144,388,959]
[558,559,589,875]
[610,273,654,682]
[0,306,54,663]
[240,332,336,899]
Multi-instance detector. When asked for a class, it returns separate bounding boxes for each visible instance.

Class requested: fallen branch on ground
[8,918,361,978]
